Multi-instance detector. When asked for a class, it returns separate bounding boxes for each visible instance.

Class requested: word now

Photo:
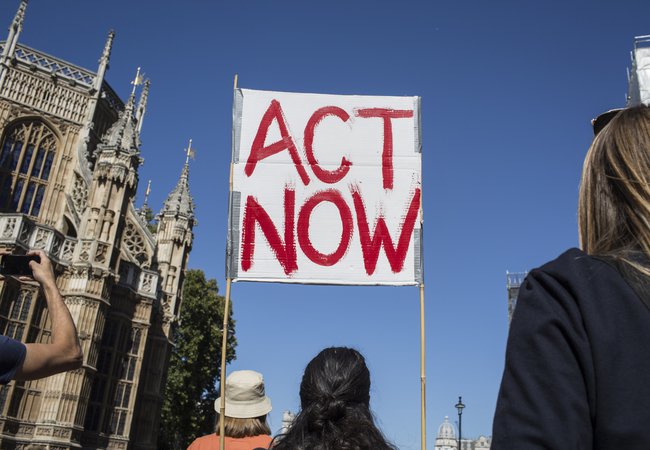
[245,100,414,190]
[241,186,421,276]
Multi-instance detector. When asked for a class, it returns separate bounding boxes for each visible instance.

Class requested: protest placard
[227,88,422,285]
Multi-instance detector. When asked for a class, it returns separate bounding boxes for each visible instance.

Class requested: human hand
[21,250,56,289]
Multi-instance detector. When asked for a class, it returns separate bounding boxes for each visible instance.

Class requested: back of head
[215,370,272,438]
[214,414,270,439]
[299,347,371,422]
[579,105,650,273]
[274,347,395,450]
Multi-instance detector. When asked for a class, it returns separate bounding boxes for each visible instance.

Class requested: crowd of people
[3,105,650,448]
[188,348,397,450]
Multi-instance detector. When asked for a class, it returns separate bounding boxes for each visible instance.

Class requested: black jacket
[492,248,650,449]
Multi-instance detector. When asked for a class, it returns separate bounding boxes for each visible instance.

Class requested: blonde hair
[215,414,271,439]
[578,105,650,275]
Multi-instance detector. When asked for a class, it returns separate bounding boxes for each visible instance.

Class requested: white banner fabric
[228,88,422,285]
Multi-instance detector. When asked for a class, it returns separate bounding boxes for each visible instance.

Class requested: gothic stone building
[0,2,195,449]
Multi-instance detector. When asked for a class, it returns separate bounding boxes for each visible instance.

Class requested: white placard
[227,88,422,285]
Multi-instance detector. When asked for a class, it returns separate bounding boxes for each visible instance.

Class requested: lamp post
[455,396,465,450]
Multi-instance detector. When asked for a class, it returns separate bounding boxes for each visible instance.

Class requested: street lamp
[455,396,465,450]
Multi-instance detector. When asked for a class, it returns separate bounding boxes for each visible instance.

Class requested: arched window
[0,121,57,217]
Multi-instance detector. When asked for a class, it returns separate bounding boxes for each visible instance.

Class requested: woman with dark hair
[272,347,396,450]
[492,106,650,448]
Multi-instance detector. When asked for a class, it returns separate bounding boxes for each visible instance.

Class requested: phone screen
[0,254,40,276]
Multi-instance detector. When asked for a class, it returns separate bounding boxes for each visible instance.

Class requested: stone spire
[155,142,196,331]
[76,30,117,179]
[4,0,27,56]
[143,179,151,210]
[93,30,114,93]
[12,0,27,26]
[101,68,142,153]
[101,92,138,151]
[137,179,152,222]
[0,0,28,89]
[136,79,150,134]
[161,140,195,219]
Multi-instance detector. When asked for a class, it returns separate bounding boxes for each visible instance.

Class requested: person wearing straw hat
[187,370,272,450]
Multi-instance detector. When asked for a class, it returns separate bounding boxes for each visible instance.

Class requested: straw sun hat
[215,370,272,419]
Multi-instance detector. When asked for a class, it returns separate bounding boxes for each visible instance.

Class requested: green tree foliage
[158,270,236,450]
[141,205,158,235]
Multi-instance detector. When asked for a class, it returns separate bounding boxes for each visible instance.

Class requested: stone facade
[0,2,195,449]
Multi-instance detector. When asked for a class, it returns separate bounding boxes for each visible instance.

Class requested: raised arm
[14,250,82,380]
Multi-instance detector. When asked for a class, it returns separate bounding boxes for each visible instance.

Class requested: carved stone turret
[75,76,143,272]
[155,142,195,328]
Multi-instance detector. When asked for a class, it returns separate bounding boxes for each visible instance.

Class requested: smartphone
[0,254,40,276]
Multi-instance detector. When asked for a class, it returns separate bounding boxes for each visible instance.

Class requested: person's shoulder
[0,334,27,357]
[186,433,217,449]
[193,434,217,442]
[538,247,599,271]
[248,434,272,446]
[0,334,23,346]
[522,247,628,310]
[0,334,27,384]
[533,247,616,283]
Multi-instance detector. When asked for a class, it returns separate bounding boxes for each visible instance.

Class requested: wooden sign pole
[218,278,232,450]
[219,73,239,450]
[419,174,426,450]
[420,283,427,450]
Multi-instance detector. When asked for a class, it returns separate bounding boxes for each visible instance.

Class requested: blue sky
[2,1,650,448]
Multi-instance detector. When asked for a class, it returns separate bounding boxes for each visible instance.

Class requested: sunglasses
[591,108,623,135]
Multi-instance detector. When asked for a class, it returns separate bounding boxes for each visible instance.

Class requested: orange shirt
[187,433,272,450]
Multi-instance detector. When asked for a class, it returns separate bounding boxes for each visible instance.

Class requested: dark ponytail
[273,347,396,450]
